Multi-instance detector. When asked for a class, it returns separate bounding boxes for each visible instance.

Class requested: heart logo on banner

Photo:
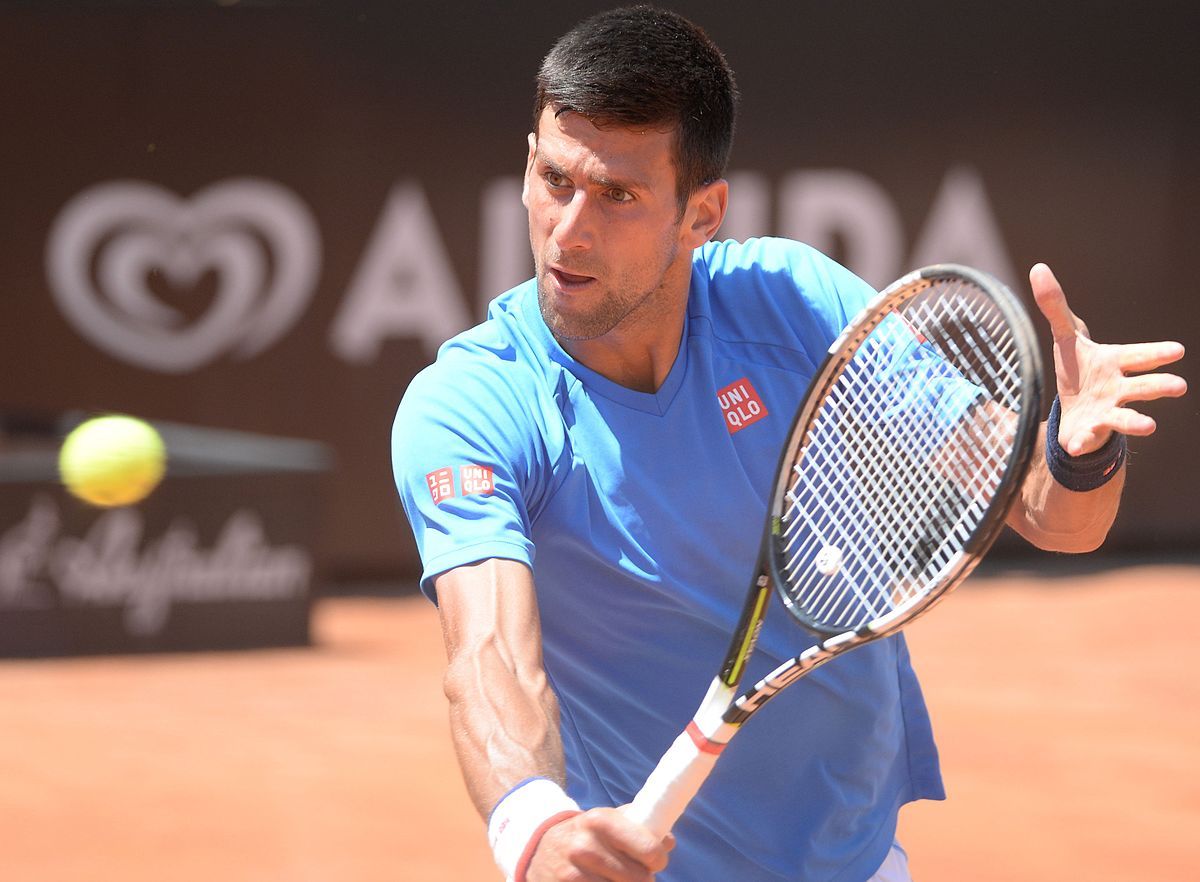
[46,178,321,373]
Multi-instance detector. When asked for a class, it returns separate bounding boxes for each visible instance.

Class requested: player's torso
[518,254,824,674]
[496,242,941,880]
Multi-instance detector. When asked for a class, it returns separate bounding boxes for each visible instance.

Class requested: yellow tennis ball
[58,415,167,508]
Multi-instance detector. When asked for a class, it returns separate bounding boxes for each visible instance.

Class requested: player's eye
[606,188,634,204]
[543,170,568,189]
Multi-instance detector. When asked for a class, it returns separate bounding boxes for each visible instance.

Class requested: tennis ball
[58,415,167,508]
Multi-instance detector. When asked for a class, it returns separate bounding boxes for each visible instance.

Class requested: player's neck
[559,287,688,394]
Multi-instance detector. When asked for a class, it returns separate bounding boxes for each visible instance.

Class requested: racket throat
[723,633,850,725]
[720,575,771,686]
[691,679,740,747]
[725,682,783,726]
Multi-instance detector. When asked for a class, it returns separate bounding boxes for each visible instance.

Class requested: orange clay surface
[1,562,1197,881]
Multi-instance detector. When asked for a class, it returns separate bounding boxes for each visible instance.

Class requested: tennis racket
[625,263,1043,836]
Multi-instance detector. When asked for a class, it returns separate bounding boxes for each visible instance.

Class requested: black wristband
[1044,395,1127,491]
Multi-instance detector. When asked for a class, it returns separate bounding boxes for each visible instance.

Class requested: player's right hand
[526,806,675,881]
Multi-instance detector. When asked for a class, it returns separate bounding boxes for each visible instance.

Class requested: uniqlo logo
[460,464,495,496]
[717,377,768,434]
[426,467,455,504]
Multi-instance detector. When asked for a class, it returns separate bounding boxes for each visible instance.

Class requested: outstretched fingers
[1117,371,1188,406]
[1030,262,1087,340]
[1116,340,1187,375]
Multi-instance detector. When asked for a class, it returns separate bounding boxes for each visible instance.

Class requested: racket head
[768,264,1043,637]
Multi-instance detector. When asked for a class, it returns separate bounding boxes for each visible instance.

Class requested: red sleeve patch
[460,464,494,496]
[426,465,495,504]
[426,467,455,504]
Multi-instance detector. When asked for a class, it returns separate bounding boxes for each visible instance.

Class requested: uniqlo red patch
[426,467,455,504]
[460,464,495,496]
[717,377,768,434]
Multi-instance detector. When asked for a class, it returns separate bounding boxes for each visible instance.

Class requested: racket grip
[624,726,721,837]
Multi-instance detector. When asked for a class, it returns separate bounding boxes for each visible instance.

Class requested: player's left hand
[1030,262,1187,456]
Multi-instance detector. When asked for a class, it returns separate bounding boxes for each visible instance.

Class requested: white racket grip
[625,726,722,837]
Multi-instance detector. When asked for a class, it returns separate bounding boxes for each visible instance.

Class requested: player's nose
[552,191,595,251]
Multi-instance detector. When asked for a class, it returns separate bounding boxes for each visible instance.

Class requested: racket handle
[625,726,721,837]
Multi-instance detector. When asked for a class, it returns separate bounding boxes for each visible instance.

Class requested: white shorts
[867,840,912,882]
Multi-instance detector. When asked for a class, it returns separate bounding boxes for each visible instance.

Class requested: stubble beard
[535,239,681,343]
[537,277,647,341]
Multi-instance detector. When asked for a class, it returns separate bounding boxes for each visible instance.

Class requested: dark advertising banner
[2,2,1196,583]
[0,416,326,655]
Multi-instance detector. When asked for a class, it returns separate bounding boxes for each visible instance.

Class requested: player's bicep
[435,558,544,677]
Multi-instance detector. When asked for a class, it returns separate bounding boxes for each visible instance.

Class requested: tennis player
[392,7,1186,881]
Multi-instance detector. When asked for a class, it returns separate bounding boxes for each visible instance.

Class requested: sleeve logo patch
[426,465,495,505]
[426,467,456,504]
[717,377,768,434]
[460,464,495,496]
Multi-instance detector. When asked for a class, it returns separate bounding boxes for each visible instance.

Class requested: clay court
[2,560,1197,882]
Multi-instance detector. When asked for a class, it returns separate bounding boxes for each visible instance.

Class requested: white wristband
[487,777,581,882]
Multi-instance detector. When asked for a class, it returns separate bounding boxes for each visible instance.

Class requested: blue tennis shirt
[393,238,945,882]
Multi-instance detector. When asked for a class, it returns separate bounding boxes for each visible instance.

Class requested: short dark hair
[533,5,738,213]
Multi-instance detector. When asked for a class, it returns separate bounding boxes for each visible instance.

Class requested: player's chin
[541,310,606,342]
[538,290,604,340]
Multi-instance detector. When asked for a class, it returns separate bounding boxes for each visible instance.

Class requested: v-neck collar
[522,288,690,417]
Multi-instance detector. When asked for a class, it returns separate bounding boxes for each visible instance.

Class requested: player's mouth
[548,266,596,291]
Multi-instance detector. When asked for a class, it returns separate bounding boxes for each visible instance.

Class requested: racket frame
[768,263,1044,638]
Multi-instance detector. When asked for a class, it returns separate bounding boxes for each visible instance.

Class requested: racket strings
[783,398,905,556]
[928,291,1023,417]
[922,291,1024,493]
[778,280,1026,632]
[786,395,965,624]
[806,336,977,603]
[783,385,951,623]
[790,389,952,610]
[789,477,903,623]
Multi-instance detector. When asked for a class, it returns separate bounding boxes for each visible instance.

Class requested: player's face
[523,107,694,343]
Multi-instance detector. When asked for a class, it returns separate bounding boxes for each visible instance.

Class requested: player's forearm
[434,558,567,819]
[1006,422,1124,553]
[443,644,565,818]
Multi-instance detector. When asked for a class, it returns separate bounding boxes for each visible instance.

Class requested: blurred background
[0,0,1196,879]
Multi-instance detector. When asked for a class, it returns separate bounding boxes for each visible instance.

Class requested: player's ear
[521,133,537,209]
[682,178,728,247]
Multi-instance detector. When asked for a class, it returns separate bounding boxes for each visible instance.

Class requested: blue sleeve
[698,237,878,358]
[793,314,984,488]
[391,350,540,602]
[872,314,984,433]
[720,239,981,441]
[775,239,878,345]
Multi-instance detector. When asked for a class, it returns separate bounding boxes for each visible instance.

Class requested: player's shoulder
[695,237,870,300]
[697,236,826,274]
[408,282,543,386]
[691,237,875,345]
[396,280,559,438]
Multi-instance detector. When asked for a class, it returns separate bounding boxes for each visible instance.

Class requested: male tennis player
[393,7,1186,881]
